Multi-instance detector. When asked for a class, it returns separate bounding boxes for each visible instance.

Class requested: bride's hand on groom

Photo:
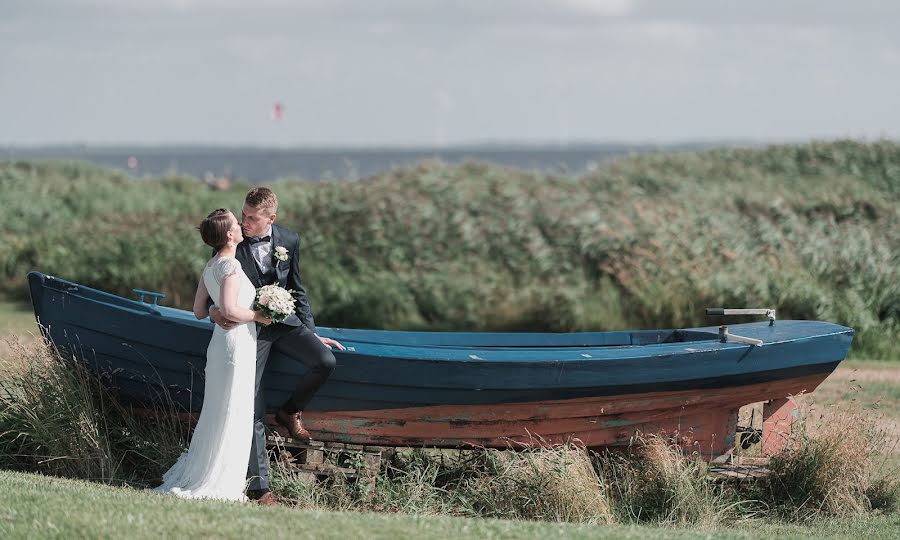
[254,311,273,326]
[209,306,239,330]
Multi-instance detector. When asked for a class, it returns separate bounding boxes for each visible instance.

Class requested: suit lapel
[237,241,262,287]
[272,224,289,287]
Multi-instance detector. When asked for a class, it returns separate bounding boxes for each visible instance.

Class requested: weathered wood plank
[708,464,772,482]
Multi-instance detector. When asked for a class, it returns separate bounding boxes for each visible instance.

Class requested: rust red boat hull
[301,372,831,455]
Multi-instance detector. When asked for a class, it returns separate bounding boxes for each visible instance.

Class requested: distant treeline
[2,140,899,358]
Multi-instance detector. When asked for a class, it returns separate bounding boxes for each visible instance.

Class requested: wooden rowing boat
[27,271,853,458]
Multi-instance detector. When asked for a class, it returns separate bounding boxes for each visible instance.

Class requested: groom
[208,187,343,504]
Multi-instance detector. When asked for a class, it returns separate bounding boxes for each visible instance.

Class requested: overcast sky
[2,0,900,147]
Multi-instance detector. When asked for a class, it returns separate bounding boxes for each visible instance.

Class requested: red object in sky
[271,102,284,121]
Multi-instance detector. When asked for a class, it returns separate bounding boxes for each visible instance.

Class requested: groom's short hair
[245,187,278,215]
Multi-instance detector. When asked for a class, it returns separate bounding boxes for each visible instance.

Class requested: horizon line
[2,137,824,152]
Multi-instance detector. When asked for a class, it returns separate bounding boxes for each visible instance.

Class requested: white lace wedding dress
[153,256,257,501]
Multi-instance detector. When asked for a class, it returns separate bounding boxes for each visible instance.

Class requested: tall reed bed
[3,141,899,356]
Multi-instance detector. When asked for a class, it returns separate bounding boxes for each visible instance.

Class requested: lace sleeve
[215,258,242,282]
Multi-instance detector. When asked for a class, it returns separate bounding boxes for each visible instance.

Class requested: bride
[154,208,271,501]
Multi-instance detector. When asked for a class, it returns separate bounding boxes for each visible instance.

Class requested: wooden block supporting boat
[761,397,799,456]
[266,432,387,495]
[708,456,772,483]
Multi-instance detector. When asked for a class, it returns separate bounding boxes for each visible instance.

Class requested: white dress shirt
[250,225,274,275]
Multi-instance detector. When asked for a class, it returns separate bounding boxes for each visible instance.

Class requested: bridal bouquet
[255,284,296,323]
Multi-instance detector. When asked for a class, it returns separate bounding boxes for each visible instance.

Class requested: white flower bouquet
[255,284,296,323]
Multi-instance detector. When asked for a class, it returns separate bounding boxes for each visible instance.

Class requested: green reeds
[3,140,900,357]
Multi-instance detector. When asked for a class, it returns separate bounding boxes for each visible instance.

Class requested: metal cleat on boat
[133,289,167,305]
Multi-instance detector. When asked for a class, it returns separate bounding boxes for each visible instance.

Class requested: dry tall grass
[596,436,737,527]
[0,336,186,485]
[269,444,615,523]
[760,403,898,518]
[461,445,613,524]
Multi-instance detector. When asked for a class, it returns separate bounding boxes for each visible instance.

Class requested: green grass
[812,361,900,419]
[1,470,898,540]
[0,300,34,337]
[843,358,900,369]
[0,299,38,367]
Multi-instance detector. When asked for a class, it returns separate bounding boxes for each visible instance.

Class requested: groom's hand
[209,306,239,330]
[316,334,345,351]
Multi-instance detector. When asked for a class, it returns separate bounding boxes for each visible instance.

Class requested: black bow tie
[247,235,271,245]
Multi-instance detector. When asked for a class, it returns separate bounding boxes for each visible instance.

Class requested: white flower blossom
[273,246,289,263]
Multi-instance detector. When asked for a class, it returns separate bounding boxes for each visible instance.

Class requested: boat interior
[326,328,721,348]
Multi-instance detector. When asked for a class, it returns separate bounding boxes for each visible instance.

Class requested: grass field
[1,470,898,540]
[0,299,36,368]
[797,361,900,457]
[0,300,34,336]
[818,363,900,417]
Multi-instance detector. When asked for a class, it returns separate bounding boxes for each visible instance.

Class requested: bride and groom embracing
[153,187,344,505]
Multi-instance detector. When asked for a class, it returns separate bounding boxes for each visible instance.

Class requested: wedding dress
[153,256,257,501]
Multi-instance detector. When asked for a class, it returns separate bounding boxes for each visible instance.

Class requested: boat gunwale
[30,271,854,365]
[46,307,852,365]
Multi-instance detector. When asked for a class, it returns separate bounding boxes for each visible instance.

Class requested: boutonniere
[273,246,289,264]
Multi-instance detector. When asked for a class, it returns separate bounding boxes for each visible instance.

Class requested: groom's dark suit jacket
[211,223,316,333]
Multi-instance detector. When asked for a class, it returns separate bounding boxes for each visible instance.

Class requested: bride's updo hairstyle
[199,208,232,250]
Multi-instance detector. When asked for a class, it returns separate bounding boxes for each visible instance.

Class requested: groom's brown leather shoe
[248,489,278,507]
[275,409,313,442]
[256,491,278,507]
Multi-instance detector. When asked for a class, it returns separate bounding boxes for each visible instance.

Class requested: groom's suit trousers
[246,322,336,491]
